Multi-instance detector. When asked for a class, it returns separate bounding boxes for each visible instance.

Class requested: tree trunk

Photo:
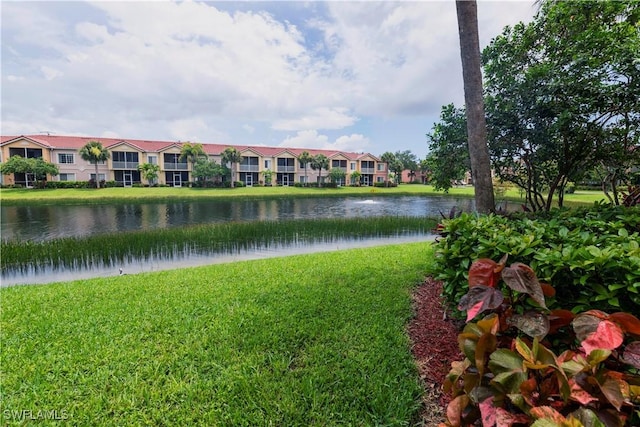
[456,0,495,213]
[94,162,101,189]
[230,165,235,188]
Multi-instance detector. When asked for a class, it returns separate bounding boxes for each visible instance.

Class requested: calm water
[2,195,503,286]
[1,196,480,242]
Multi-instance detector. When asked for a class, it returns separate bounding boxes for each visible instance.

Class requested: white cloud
[41,66,62,81]
[272,107,357,131]
[279,130,370,152]
[1,1,535,157]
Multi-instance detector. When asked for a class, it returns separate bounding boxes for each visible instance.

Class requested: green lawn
[0,184,605,206]
[1,243,434,426]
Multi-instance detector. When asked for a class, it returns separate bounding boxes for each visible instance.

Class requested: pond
[1,196,483,242]
[2,195,509,286]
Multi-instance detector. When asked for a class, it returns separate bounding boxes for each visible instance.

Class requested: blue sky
[1,1,536,159]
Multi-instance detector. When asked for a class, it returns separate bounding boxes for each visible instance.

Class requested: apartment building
[0,135,388,187]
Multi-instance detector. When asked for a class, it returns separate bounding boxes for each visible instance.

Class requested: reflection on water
[1,196,480,242]
[1,234,436,287]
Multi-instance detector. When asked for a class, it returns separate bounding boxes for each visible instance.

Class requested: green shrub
[431,205,640,315]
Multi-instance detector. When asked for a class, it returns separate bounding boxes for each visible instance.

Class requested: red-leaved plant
[440,256,640,427]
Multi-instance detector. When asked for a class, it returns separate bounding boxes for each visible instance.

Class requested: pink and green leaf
[502,263,546,309]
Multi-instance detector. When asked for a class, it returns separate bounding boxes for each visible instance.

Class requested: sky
[1,1,536,159]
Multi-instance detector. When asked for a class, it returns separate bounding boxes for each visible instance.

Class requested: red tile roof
[1,134,380,161]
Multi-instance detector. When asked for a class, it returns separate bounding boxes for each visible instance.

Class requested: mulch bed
[407,277,464,426]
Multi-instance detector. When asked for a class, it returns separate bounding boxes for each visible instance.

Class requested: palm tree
[138,163,160,185]
[310,154,329,187]
[221,147,243,188]
[298,150,313,186]
[79,140,110,188]
[261,168,274,186]
[455,0,495,213]
[179,142,206,183]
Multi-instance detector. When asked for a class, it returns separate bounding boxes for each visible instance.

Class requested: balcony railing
[361,167,375,174]
[239,165,260,172]
[277,166,295,172]
[164,162,188,171]
[112,161,139,169]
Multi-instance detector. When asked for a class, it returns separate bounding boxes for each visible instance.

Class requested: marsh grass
[1,217,437,273]
[1,243,433,426]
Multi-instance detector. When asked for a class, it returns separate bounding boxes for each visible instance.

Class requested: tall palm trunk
[456,0,495,213]
[94,162,101,189]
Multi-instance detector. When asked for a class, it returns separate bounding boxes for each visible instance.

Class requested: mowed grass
[0,184,605,206]
[1,243,434,426]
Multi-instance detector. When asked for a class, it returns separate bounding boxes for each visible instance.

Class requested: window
[59,173,76,181]
[377,162,385,171]
[332,160,347,169]
[351,162,356,170]
[112,151,139,163]
[148,155,157,165]
[58,153,74,164]
[264,159,272,169]
[240,157,258,166]
[9,147,43,159]
[90,173,106,182]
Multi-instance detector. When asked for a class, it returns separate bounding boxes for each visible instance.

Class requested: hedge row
[431,204,640,316]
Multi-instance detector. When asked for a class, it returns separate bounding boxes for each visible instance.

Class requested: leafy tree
[298,151,313,186]
[179,142,206,182]
[389,160,404,184]
[138,163,160,185]
[350,170,362,186]
[418,158,431,184]
[1,156,59,186]
[2,156,31,176]
[192,158,224,186]
[328,167,346,185]
[426,104,471,191]
[394,150,418,178]
[310,154,329,186]
[483,0,640,210]
[221,147,243,188]
[79,140,110,189]
[380,150,418,184]
[456,0,495,213]
[380,152,397,183]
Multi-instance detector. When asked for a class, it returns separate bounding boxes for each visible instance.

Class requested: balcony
[112,161,139,169]
[277,166,295,172]
[239,165,260,172]
[361,168,375,174]
[164,162,188,171]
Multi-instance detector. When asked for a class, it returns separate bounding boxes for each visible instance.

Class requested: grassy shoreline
[1,243,433,426]
[0,184,605,206]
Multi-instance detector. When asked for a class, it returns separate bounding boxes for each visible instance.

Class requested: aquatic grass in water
[1,216,437,273]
